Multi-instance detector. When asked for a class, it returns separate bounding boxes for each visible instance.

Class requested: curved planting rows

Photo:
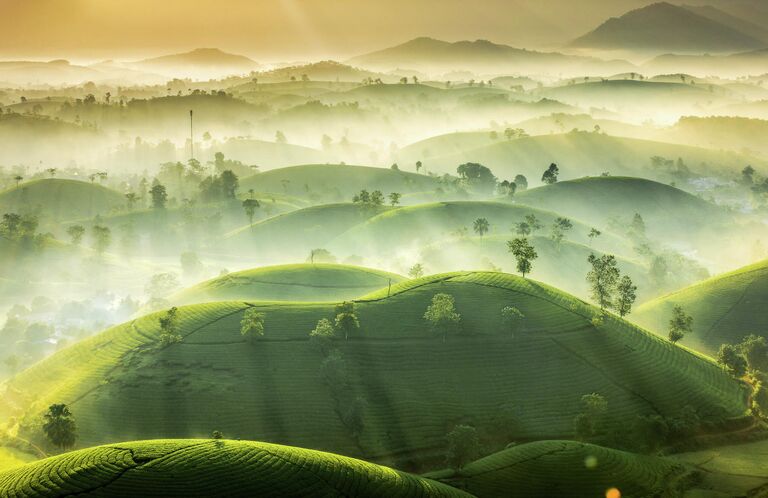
[2,272,749,468]
[436,440,690,497]
[0,439,469,498]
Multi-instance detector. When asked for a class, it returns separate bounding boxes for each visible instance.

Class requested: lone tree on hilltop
[334,301,360,341]
[614,275,637,317]
[408,263,425,279]
[445,424,479,470]
[507,238,538,278]
[473,217,490,239]
[240,308,266,343]
[668,305,693,344]
[586,254,620,310]
[423,293,461,342]
[541,163,559,184]
[43,403,76,451]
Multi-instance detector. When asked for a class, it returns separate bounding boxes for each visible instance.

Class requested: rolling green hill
[239,164,440,203]
[169,264,405,305]
[417,235,652,300]
[0,439,468,497]
[633,260,768,354]
[1,272,748,470]
[223,202,391,260]
[0,179,125,222]
[327,201,632,261]
[395,131,765,184]
[515,176,734,241]
[429,440,692,497]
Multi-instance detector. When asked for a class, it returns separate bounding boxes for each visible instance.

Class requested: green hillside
[0,179,125,222]
[633,260,768,354]
[417,235,652,300]
[515,176,734,240]
[238,164,440,203]
[1,272,748,469]
[0,439,468,497]
[327,201,632,260]
[223,202,391,259]
[395,131,765,184]
[169,263,405,305]
[430,440,691,497]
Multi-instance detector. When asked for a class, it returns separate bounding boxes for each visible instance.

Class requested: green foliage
[408,263,425,279]
[717,344,747,378]
[242,198,260,226]
[573,393,608,441]
[541,163,559,184]
[42,404,76,451]
[586,254,620,310]
[668,305,693,344]
[739,334,768,373]
[507,238,537,278]
[158,307,182,345]
[457,162,496,192]
[388,192,401,206]
[240,309,266,342]
[549,217,572,245]
[501,306,524,333]
[334,301,359,341]
[615,275,637,317]
[309,318,335,355]
[149,180,168,209]
[423,293,461,341]
[0,213,38,241]
[66,225,85,245]
[90,225,111,255]
[473,217,489,238]
[446,424,479,470]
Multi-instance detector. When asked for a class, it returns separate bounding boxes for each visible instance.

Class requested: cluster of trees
[352,189,403,208]
[158,307,182,345]
[585,254,637,317]
[309,302,365,438]
[717,334,768,378]
[0,212,40,246]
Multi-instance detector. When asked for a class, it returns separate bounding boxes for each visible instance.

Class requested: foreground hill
[1,272,748,469]
[429,440,691,497]
[0,439,467,497]
[633,260,768,354]
[239,164,439,203]
[169,264,405,305]
[571,2,764,53]
[0,179,125,222]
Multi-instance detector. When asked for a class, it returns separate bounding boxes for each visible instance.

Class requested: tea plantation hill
[222,202,391,260]
[167,263,405,305]
[0,439,469,498]
[395,131,765,182]
[418,235,653,300]
[238,164,440,202]
[428,440,694,497]
[0,179,125,223]
[326,201,633,261]
[633,259,768,355]
[1,272,749,470]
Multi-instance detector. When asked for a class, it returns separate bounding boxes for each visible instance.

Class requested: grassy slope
[0,179,125,222]
[1,272,748,469]
[0,439,469,497]
[515,176,734,239]
[418,235,651,300]
[0,448,35,473]
[633,260,768,354]
[238,164,439,202]
[223,203,391,259]
[169,263,405,305]
[429,440,690,497]
[395,131,765,182]
[327,201,632,260]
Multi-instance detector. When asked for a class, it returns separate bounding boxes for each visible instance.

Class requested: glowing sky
[0,0,758,61]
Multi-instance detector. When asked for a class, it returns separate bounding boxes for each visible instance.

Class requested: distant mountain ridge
[348,37,634,76]
[572,2,766,53]
[136,48,259,69]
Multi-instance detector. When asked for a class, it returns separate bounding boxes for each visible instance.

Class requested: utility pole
[189,109,194,160]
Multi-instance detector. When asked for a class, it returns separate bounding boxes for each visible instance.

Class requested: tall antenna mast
[189,109,194,160]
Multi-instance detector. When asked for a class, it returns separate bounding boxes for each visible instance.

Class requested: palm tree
[473,218,490,239]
